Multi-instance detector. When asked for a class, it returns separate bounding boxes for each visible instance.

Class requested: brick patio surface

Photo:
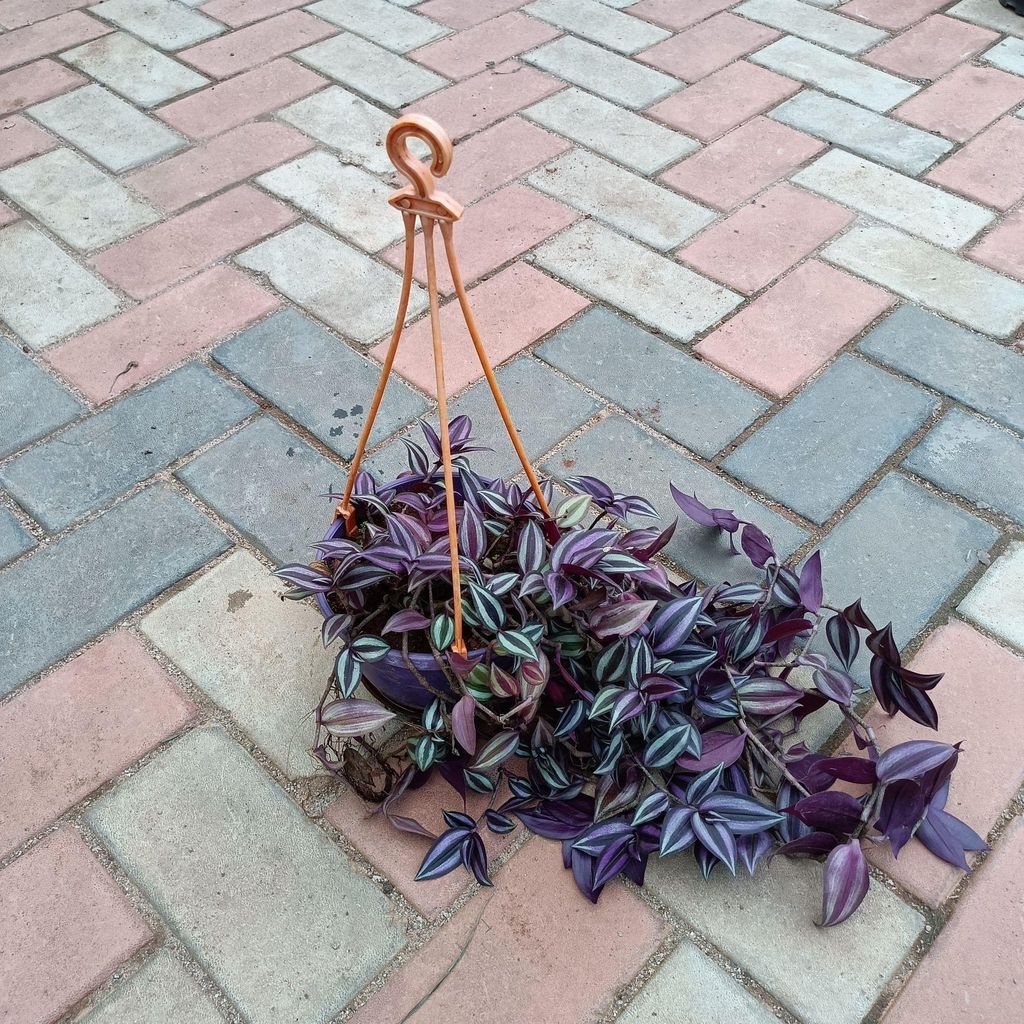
[1,0,1023,1021]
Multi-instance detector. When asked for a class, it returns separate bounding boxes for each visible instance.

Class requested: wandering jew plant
[276,417,985,926]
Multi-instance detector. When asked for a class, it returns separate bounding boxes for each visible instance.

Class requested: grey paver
[534,220,742,342]
[769,89,953,175]
[737,0,888,54]
[141,551,334,778]
[526,0,669,54]
[904,409,1024,524]
[307,0,447,52]
[256,151,404,252]
[543,415,808,583]
[0,148,160,251]
[0,337,84,458]
[959,542,1024,652]
[236,222,426,343]
[27,84,184,172]
[0,507,32,569]
[528,148,715,250]
[723,354,937,524]
[752,36,919,111]
[176,416,341,566]
[85,727,405,1024]
[825,223,1024,338]
[524,87,698,174]
[860,306,1024,435]
[61,32,208,108]
[984,37,1024,76]
[0,363,256,532]
[949,0,1024,37]
[0,485,227,695]
[537,307,768,458]
[295,32,444,109]
[523,35,679,110]
[0,223,121,348]
[793,150,993,250]
[647,855,924,1024]
[213,308,427,459]
[88,0,224,50]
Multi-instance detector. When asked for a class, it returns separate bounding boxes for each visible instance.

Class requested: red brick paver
[969,208,1024,281]
[926,117,1024,210]
[841,0,949,31]
[0,59,85,116]
[197,0,309,29]
[865,16,998,82]
[416,0,529,30]
[0,11,109,72]
[0,0,92,29]
[0,114,56,169]
[630,0,733,32]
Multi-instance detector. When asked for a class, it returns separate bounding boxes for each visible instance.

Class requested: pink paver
[0,0,92,29]
[864,15,997,81]
[198,0,308,28]
[659,116,824,212]
[646,59,801,142]
[630,0,733,31]
[969,208,1024,282]
[0,199,17,226]
[694,259,894,396]
[383,183,578,293]
[0,11,109,72]
[0,114,56,169]
[408,60,563,141]
[841,0,957,30]
[125,121,314,212]
[441,116,571,205]
[416,0,528,30]
[371,262,589,398]
[90,185,297,299]
[637,13,779,82]
[926,117,1024,211]
[157,58,326,141]
[349,839,667,1024]
[678,183,853,295]
[177,11,338,80]
[0,827,153,1024]
[0,59,85,116]
[895,65,1024,143]
[326,773,519,918]
[44,265,280,403]
[0,631,195,859]
[410,11,559,81]
[883,816,1024,1024]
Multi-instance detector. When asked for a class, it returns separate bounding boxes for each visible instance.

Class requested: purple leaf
[701,792,786,835]
[737,831,773,875]
[676,730,746,772]
[813,666,855,706]
[790,791,864,835]
[692,815,737,873]
[650,595,703,654]
[876,780,927,856]
[452,695,477,755]
[591,598,658,639]
[798,551,823,613]
[777,831,839,859]
[659,806,696,857]
[387,814,437,840]
[670,485,716,527]
[826,613,860,670]
[876,740,958,784]
[415,827,471,882]
[821,839,869,926]
[320,698,396,737]
[815,756,877,785]
[381,609,430,634]
[740,523,775,568]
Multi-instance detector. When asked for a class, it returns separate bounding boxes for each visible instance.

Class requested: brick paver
[3,1,1024,1020]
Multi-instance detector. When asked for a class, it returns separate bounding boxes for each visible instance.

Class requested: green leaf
[556,493,592,528]
[468,581,506,632]
[335,648,361,697]
[430,613,455,651]
[350,635,390,663]
[496,629,538,662]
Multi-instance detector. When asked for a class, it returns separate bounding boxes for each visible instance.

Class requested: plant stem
[737,720,811,798]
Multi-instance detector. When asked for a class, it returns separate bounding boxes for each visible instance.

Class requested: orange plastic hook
[387,114,464,223]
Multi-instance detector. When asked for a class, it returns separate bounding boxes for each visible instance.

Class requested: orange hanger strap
[336,211,418,534]
[386,114,464,224]
[439,220,552,520]
[422,218,467,657]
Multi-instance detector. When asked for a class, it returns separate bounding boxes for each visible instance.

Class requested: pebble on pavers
[237,222,426,344]
[0,222,120,349]
[724,354,936,524]
[370,262,589,397]
[737,0,888,54]
[86,727,406,1024]
[538,307,768,458]
[905,409,1024,524]
[825,223,1024,339]
[524,35,679,110]
[0,336,83,458]
[88,0,223,50]
[43,265,280,403]
[970,208,1024,282]
[0,506,32,568]
[0,630,194,858]
[925,117,1024,211]
[0,147,160,252]
[0,363,256,532]
[647,854,923,1024]
[0,59,86,116]
[864,14,997,82]
[307,0,448,52]
[769,89,953,175]
[751,36,919,112]
[524,86,698,175]
[175,416,341,566]
[79,949,222,1024]
[125,121,315,212]
[678,182,853,295]
[0,485,227,695]
[884,816,1024,1024]
[27,84,185,172]
[960,541,1024,652]
[841,0,947,31]
[349,838,666,1024]
[141,550,331,778]
[526,0,669,54]
[60,31,209,108]
[214,309,427,459]
[0,828,153,1024]
[0,113,55,169]
[984,36,1024,76]
[528,148,714,251]
[544,415,807,583]
[695,259,894,397]
[0,11,111,73]
[619,939,779,1024]
[535,220,741,343]
[948,0,1024,37]
[296,32,445,109]
[860,305,1024,435]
